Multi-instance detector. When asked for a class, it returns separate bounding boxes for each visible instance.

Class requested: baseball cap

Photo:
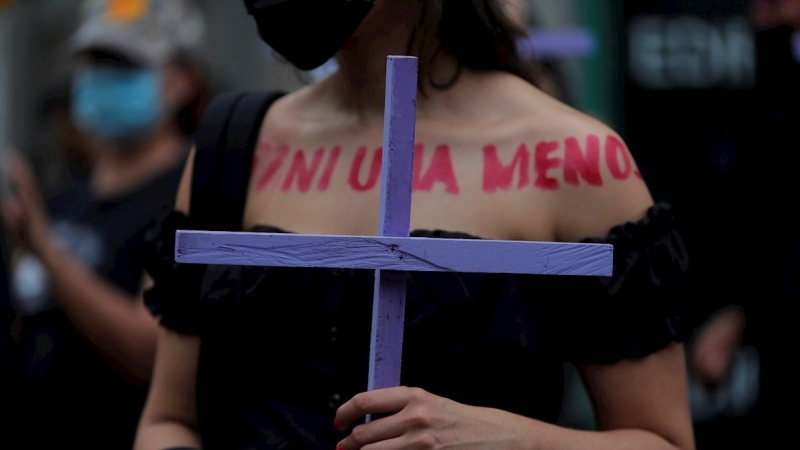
[70,0,205,66]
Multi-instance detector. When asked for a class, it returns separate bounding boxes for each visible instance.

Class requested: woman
[135,1,695,449]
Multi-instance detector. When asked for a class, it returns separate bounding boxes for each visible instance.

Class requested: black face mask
[244,0,375,71]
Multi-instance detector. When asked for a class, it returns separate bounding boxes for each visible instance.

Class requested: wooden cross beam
[175,56,613,414]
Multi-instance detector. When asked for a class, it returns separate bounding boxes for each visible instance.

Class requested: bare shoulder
[259,78,349,141]
[488,74,655,242]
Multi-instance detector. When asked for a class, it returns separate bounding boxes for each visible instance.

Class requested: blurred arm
[36,244,159,385]
[2,152,161,384]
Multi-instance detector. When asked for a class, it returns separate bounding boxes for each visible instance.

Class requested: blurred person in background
[0,0,208,448]
[689,0,800,446]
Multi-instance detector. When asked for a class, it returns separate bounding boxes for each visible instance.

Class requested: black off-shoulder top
[143,203,689,450]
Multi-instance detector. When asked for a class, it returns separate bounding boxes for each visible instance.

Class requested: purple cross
[175,56,613,413]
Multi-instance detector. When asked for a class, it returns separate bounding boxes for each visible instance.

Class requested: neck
[329,2,432,120]
[333,39,410,116]
[89,124,185,198]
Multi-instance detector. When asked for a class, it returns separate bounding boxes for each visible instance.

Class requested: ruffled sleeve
[141,209,209,335]
[543,203,691,365]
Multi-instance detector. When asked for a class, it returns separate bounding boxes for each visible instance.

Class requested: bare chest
[242,137,556,240]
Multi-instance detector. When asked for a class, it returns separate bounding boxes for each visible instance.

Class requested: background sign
[627,13,754,90]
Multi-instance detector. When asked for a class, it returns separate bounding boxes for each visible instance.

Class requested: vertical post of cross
[367,56,418,404]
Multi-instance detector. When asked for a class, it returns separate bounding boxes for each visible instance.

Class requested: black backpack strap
[190,92,241,230]
[190,91,284,231]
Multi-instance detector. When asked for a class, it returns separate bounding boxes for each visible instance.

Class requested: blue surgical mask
[71,66,163,144]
